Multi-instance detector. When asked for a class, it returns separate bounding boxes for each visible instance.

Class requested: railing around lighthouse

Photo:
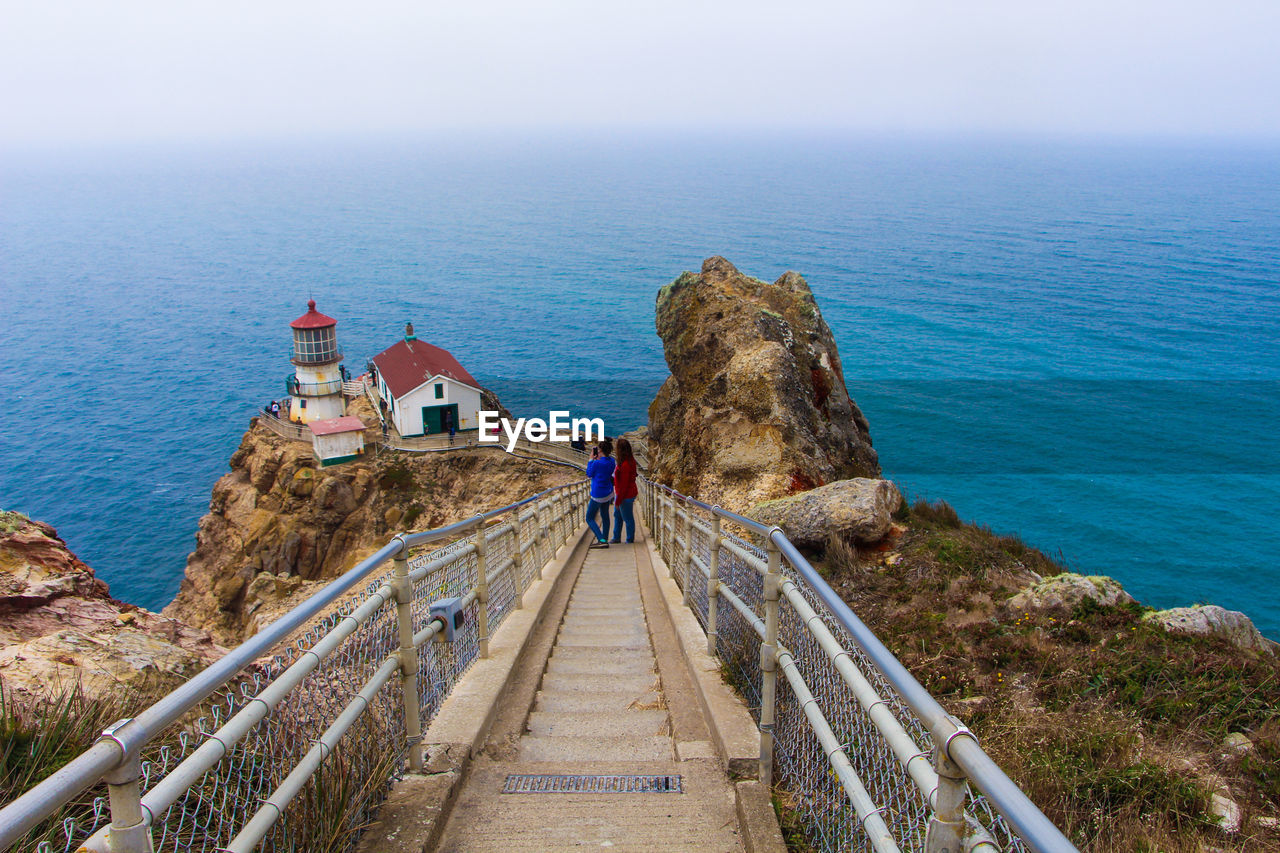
[0,481,590,853]
[640,479,1077,853]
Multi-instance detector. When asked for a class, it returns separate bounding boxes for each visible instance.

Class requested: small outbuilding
[371,324,483,438]
[309,416,367,467]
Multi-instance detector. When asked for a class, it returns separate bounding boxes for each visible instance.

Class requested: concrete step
[534,689,663,713]
[518,734,674,763]
[545,655,654,676]
[526,709,669,738]
[557,625,650,639]
[553,635,651,650]
[563,609,642,620]
[550,646,654,664]
[540,673,658,695]
[569,596,642,607]
[559,618,646,634]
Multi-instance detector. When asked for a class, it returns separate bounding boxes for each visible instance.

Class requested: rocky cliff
[644,258,1280,848]
[648,257,879,512]
[0,512,223,700]
[164,417,577,645]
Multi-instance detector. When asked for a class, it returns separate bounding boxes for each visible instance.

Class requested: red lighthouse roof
[290,300,338,329]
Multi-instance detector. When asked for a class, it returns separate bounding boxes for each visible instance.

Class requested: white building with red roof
[286,300,346,424]
[370,323,483,438]
[308,416,367,467]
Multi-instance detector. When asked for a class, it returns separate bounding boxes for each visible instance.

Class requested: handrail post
[681,500,693,604]
[473,516,490,658]
[662,494,674,570]
[100,722,153,853]
[925,727,971,853]
[760,531,782,790]
[707,511,721,657]
[510,514,524,609]
[534,497,548,579]
[391,541,424,773]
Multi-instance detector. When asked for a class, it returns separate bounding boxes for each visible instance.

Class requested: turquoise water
[2,134,1278,636]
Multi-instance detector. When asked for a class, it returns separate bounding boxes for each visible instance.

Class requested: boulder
[647,257,879,513]
[747,478,902,549]
[1142,605,1272,654]
[1006,573,1134,613]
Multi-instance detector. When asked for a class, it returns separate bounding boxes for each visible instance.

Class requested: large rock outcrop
[0,513,223,700]
[748,478,902,549]
[164,419,577,645]
[1143,605,1273,654]
[648,257,879,512]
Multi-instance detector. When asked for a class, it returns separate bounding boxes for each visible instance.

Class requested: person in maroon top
[611,438,639,543]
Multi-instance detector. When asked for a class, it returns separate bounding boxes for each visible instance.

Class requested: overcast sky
[2,0,1278,148]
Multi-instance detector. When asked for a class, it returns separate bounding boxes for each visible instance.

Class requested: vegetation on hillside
[818,498,1280,851]
[0,680,397,853]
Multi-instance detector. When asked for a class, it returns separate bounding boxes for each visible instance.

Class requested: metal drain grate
[502,774,683,794]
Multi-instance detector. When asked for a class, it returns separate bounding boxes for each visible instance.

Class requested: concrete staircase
[519,548,672,764]
[435,539,743,852]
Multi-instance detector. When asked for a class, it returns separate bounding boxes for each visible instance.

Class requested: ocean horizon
[2,132,1278,636]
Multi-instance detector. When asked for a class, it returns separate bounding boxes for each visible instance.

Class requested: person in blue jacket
[585,439,616,547]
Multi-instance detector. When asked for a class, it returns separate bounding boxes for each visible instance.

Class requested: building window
[434,383,444,399]
[300,399,307,409]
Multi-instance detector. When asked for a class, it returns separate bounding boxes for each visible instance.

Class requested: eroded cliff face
[648,257,879,513]
[164,420,577,645]
[0,514,223,700]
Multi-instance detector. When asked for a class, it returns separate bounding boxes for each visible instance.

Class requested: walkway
[434,529,744,852]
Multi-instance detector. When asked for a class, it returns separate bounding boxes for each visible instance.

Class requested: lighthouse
[287,300,346,424]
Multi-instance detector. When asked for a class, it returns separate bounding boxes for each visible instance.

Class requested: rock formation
[164,418,577,645]
[648,257,879,512]
[1005,573,1135,613]
[1143,604,1273,654]
[748,478,902,549]
[0,513,223,700]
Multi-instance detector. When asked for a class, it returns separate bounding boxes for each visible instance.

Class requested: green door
[421,404,460,435]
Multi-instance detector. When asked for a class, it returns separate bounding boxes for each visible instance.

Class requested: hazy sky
[2,0,1278,148]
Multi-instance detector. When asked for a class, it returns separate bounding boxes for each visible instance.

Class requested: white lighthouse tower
[287,300,346,424]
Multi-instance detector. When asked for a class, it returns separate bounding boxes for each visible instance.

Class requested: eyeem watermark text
[477,410,605,452]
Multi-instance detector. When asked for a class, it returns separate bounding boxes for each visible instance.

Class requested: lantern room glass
[292,326,341,365]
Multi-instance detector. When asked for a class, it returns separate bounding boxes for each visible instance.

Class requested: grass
[1,681,147,851]
[377,460,416,492]
[0,510,29,534]
[1,678,402,853]
[772,790,818,853]
[811,496,1280,851]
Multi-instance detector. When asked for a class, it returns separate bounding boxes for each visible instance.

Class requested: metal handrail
[285,376,345,396]
[0,479,591,852]
[641,479,1077,853]
[256,409,311,441]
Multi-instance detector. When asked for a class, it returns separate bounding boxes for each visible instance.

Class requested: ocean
[2,133,1277,637]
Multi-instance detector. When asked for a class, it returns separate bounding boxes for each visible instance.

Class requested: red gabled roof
[372,339,480,398]
[291,300,337,329]
[309,416,367,436]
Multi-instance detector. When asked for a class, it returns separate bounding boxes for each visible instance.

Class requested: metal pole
[681,499,693,603]
[100,721,152,853]
[473,516,490,658]
[760,532,782,789]
[662,494,673,571]
[391,542,424,773]
[707,512,721,657]
[926,732,970,853]
[511,514,524,609]
[535,498,549,578]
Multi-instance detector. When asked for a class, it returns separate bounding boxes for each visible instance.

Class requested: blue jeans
[612,498,635,543]
[586,498,611,542]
